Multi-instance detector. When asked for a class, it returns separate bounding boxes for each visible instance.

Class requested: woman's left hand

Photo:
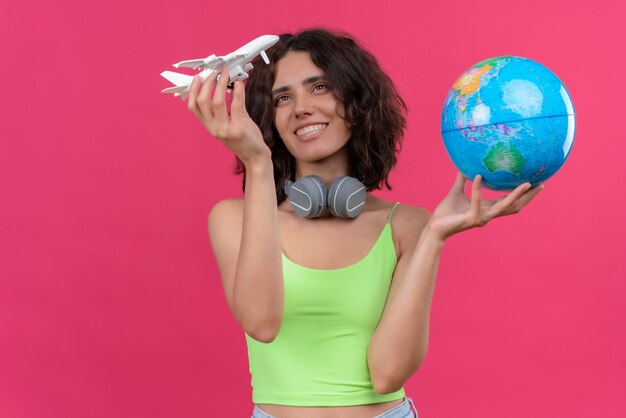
[427,172,545,242]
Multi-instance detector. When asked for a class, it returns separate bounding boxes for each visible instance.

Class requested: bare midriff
[256,398,404,418]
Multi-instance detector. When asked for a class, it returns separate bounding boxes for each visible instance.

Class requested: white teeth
[296,124,328,137]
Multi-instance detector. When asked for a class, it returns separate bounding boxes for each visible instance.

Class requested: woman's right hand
[187,67,271,166]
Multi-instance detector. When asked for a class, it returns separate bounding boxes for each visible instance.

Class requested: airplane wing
[173,53,246,70]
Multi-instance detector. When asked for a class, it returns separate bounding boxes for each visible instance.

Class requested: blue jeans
[251,397,418,418]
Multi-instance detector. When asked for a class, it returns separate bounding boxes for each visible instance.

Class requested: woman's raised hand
[427,172,545,242]
[187,67,271,166]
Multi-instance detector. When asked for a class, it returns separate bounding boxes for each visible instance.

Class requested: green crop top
[245,203,405,406]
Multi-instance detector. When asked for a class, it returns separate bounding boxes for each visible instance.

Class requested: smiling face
[271,51,351,168]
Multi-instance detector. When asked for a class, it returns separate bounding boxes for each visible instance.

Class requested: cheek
[336,118,351,139]
[274,110,290,135]
[334,103,345,119]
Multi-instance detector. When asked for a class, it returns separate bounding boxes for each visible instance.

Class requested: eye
[312,83,329,93]
[273,95,289,106]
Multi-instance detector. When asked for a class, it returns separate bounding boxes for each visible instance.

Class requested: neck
[295,147,350,186]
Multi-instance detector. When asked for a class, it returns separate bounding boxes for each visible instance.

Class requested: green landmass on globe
[483,142,525,175]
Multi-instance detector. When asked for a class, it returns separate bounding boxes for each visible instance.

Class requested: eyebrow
[271,75,328,96]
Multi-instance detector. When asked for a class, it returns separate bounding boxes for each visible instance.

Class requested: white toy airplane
[161,34,279,100]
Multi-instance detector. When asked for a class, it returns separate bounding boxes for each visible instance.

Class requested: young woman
[186,29,543,418]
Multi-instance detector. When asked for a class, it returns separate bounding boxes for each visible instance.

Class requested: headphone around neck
[284,175,366,219]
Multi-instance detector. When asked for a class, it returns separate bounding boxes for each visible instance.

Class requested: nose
[293,93,313,119]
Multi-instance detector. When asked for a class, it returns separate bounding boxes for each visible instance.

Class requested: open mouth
[295,123,328,137]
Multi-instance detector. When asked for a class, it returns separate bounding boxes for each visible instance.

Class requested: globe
[441,56,576,191]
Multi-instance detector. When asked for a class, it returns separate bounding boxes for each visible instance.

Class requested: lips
[295,123,328,137]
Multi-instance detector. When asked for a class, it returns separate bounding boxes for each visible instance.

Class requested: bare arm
[209,160,283,343]
[193,69,283,343]
[367,205,436,394]
[368,173,544,393]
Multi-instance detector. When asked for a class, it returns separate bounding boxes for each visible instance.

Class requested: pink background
[1,0,625,417]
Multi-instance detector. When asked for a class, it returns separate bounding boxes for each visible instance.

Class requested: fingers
[469,175,484,225]
[187,68,233,138]
[187,75,202,117]
[230,81,248,119]
[510,183,545,212]
[197,70,219,121]
[211,67,231,122]
[484,183,528,219]
[452,171,468,193]
[486,182,544,219]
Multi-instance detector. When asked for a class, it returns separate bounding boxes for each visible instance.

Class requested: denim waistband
[251,397,418,418]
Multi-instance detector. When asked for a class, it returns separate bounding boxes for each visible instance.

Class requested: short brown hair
[239,28,407,204]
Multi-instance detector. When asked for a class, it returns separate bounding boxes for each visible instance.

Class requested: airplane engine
[230,65,250,81]
[230,65,243,77]
[243,63,253,72]
[203,54,217,64]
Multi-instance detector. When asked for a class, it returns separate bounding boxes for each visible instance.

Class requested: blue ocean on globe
[441,56,576,191]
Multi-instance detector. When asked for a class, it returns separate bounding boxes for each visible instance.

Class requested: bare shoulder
[390,203,432,255]
[208,198,245,250]
[207,198,245,310]
[392,203,431,227]
[365,195,430,234]
[208,198,244,229]
[209,197,244,214]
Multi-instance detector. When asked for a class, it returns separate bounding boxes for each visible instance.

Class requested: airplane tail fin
[160,70,195,98]
[161,70,193,87]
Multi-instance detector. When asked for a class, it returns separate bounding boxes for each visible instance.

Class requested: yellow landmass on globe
[453,65,493,97]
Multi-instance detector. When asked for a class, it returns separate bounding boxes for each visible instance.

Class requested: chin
[299,148,344,163]
[288,136,350,163]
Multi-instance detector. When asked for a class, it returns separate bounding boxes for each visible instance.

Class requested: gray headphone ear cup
[287,175,328,219]
[327,176,366,218]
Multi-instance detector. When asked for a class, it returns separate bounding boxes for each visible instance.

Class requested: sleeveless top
[245,203,405,406]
